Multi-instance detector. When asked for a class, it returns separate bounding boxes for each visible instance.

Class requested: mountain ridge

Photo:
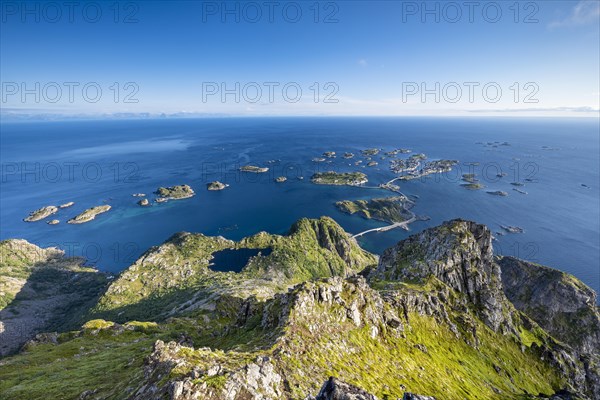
[0,218,598,399]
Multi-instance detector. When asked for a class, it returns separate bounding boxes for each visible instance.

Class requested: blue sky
[1,0,599,117]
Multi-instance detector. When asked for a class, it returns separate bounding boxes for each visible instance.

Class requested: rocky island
[46,219,59,225]
[461,183,484,190]
[275,176,287,183]
[336,196,412,223]
[59,202,74,209]
[361,148,380,156]
[501,225,524,233]
[67,205,111,224]
[390,157,421,173]
[462,173,478,183]
[155,184,195,200]
[23,206,58,222]
[240,165,269,173]
[487,190,508,196]
[207,181,229,191]
[137,199,150,206]
[392,148,411,155]
[310,171,368,186]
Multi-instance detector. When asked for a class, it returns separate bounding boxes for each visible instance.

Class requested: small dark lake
[209,248,273,273]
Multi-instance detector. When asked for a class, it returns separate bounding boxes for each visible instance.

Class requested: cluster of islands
[23,203,111,225]
[22,145,528,237]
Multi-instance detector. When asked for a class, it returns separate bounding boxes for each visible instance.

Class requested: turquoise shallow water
[1,117,598,295]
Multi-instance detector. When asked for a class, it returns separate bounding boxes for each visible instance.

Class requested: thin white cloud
[549,0,600,28]
[468,106,600,113]
[358,59,368,67]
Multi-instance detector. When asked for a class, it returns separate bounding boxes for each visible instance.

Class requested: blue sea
[1,117,598,295]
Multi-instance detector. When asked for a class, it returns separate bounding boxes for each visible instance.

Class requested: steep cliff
[499,256,600,355]
[0,239,107,356]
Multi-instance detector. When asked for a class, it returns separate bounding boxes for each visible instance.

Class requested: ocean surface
[1,117,598,295]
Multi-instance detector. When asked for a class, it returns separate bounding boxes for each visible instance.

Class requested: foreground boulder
[402,394,437,400]
[314,377,378,400]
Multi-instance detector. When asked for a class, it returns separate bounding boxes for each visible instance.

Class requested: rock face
[499,256,600,355]
[373,219,516,333]
[314,377,378,400]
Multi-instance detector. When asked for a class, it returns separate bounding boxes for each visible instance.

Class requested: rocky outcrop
[133,340,284,400]
[372,219,517,333]
[402,394,437,400]
[314,377,378,399]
